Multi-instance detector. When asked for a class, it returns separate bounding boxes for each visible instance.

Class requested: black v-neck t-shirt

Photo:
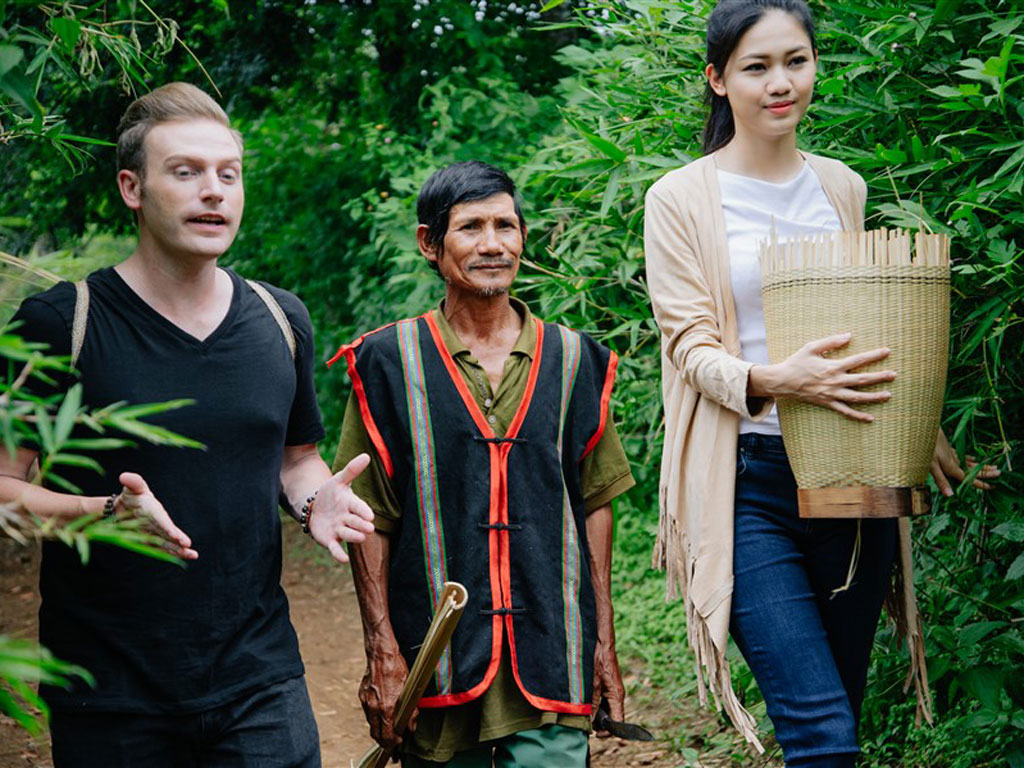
[7,267,325,714]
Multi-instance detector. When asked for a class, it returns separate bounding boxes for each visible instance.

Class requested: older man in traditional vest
[331,161,635,766]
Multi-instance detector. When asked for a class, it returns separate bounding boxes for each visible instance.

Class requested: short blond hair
[117,82,242,176]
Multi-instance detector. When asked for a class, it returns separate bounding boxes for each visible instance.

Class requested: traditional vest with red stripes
[329,310,618,715]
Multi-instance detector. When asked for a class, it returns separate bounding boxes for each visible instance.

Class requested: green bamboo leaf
[632,155,683,168]
[50,17,82,53]
[599,167,622,220]
[57,134,116,148]
[43,471,82,495]
[33,404,55,453]
[85,532,184,565]
[956,298,1008,363]
[0,684,39,734]
[105,399,196,420]
[993,521,1024,542]
[0,658,54,682]
[1007,553,1024,581]
[0,68,44,119]
[579,130,627,163]
[0,45,23,77]
[985,144,1024,184]
[74,534,90,565]
[61,438,133,451]
[49,452,104,474]
[106,417,205,449]
[1,410,18,462]
[63,514,99,534]
[54,383,82,446]
[540,0,567,12]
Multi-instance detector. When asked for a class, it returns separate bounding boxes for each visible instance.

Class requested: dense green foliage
[526,3,1024,765]
[0,309,208,732]
[3,0,1022,764]
[1,2,213,734]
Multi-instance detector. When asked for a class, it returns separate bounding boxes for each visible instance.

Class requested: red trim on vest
[325,320,399,368]
[423,311,494,438]
[419,440,504,709]
[505,322,592,715]
[345,348,395,479]
[417,312,563,709]
[329,334,395,479]
[506,319,544,437]
[581,350,618,460]
[505,614,593,715]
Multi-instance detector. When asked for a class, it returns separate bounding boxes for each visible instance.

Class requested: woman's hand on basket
[748,332,895,422]
[930,428,1001,497]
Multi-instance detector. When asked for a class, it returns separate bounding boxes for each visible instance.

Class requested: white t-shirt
[717,162,842,434]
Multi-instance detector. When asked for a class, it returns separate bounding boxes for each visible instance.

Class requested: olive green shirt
[333,299,634,761]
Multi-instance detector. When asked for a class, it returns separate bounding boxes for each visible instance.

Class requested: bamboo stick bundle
[357,582,469,768]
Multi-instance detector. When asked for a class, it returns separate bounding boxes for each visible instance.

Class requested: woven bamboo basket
[759,228,951,518]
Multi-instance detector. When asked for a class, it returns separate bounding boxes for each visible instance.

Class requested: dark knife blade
[593,698,655,741]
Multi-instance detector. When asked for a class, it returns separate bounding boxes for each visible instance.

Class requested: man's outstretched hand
[309,453,376,564]
[117,472,198,560]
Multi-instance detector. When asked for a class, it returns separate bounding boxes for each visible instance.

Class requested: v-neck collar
[105,266,241,351]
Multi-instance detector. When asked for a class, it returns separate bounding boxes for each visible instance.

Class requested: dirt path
[0,528,754,767]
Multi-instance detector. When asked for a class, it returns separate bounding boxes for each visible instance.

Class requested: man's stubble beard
[445,277,510,299]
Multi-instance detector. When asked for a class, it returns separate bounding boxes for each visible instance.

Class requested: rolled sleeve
[581,419,635,513]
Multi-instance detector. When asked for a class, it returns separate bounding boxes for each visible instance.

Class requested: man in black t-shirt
[0,83,374,767]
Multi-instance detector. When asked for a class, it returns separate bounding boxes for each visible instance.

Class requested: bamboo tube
[356,582,469,768]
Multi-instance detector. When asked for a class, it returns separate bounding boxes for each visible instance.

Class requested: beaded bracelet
[299,492,318,535]
[102,493,119,518]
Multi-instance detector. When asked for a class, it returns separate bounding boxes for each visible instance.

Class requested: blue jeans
[50,675,321,767]
[731,434,897,767]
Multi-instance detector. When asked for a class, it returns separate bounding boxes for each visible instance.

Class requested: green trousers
[399,724,588,767]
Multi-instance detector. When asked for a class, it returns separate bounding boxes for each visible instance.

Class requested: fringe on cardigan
[656,495,934,750]
[654,507,765,754]
[885,517,934,726]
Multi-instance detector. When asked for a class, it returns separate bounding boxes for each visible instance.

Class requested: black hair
[417,161,526,272]
[703,0,817,155]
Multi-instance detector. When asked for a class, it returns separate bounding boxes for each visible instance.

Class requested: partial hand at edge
[117,472,198,560]
[591,639,625,738]
[310,453,376,564]
[930,428,1001,497]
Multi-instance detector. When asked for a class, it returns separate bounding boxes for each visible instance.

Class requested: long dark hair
[702,0,817,155]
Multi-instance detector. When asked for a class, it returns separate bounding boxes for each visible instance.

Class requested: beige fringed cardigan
[643,152,932,752]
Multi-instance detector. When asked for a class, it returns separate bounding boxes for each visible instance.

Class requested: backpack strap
[71,279,90,368]
[70,277,297,366]
[246,279,296,360]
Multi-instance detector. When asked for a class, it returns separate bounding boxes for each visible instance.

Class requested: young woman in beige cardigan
[644,1,996,765]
